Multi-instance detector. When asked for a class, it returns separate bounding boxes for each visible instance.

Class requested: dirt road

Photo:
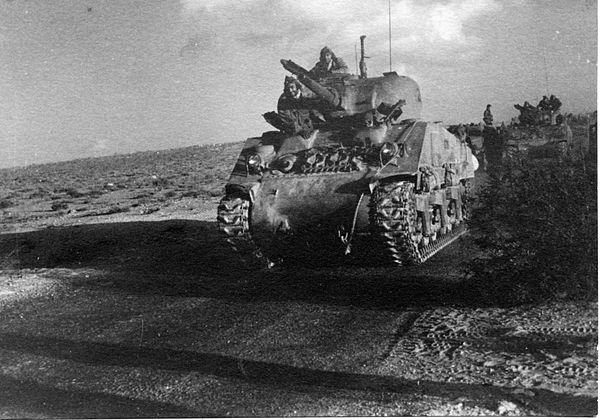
[0,213,596,417]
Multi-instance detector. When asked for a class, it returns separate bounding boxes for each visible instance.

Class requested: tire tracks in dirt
[377,310,423,362]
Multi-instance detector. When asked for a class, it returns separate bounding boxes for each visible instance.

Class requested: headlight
[247,154,263,173]
[379,142,399,164]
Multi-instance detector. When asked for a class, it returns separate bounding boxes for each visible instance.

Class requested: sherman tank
[481,101,574,168]
[217,37,477,267]
[503,124,572,160]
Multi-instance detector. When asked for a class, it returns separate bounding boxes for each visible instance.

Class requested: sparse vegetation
[181,191,200,198]
[105,205,130,215]
[0,142,242,222]
[163,190,177,199]
[63,187,86,198]
[50,201,69,211]
[0,198,13,209]
[465,153,597,304]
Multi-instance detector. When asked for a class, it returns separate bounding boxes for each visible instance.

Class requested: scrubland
[0,132,596,417]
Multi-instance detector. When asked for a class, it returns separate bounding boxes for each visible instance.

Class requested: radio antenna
[354,42,359,75]
[541,38,550,96]
[388,0,392,71]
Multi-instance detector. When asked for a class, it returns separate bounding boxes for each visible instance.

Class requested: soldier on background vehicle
[308,47,349,79]
[537,96,553,125]
[549,94,562,112]
[456,123,467,141]
[483,104,493,126]
[538,95,551,111]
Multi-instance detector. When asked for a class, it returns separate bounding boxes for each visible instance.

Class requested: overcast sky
[0,0,597,168]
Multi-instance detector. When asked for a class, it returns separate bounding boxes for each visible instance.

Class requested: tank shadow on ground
[0,220,483,309]
[0,332,595,417]
[0,374,203,418]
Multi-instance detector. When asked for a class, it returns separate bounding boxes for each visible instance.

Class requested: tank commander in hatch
[275,76,324,138]
[549,94,562,112]
[308,46,349,79]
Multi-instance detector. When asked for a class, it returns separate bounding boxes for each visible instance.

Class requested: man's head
[286,82,298,97]
[284,76,301,97]
[320,47,334,64]
[486,104,491,108]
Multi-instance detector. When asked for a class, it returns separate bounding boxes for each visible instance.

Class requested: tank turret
[280,59,422,120]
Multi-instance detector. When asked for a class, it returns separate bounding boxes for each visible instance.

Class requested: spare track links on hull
[217,195,274,269]
[369,181,467,266]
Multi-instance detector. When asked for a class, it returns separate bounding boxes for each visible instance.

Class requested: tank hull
[251,171,370,237]
[218,120,476,266]
[482,123,574,167]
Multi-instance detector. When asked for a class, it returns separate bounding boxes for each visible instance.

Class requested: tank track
[219,180,469,267]
[217,194,273,268]
[370,181,467,266]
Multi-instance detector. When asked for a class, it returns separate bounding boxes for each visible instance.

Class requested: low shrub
[89,188,104,198]
[51,201,69,211]
[181,191,199,198]
[64,187,86,198]
[465,154,597,304]
[28,189,50,199]
[208,188,224,197]
[163,190,177,199]
[106,205,130,215]
[151,175,170,189]
[0,198,13,209]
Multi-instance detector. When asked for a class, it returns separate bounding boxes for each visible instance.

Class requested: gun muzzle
[280,59,310,78]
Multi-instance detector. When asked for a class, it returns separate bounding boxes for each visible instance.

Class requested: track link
[217,195,273,268]
[370,181,468,266]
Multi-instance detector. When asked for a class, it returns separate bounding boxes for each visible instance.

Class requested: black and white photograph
[0,0,597,417]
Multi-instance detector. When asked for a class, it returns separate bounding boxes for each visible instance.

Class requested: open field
[0,143,241,231]
[0,140,596,417]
